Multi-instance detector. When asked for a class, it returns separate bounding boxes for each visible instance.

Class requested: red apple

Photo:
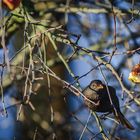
[3,0,21,10]
[128,64,140,83]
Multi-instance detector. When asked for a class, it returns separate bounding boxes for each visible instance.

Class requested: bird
[82,80,134,130]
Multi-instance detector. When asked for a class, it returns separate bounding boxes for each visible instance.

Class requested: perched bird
[128,64,140,84]
[83,80,134,130]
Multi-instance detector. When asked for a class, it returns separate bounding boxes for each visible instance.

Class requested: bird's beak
[98,84,104,89]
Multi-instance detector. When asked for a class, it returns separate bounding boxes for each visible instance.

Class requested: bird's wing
[82,87,99,101]
[108,86,120,109]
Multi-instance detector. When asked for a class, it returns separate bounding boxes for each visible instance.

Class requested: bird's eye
[90,84,95,89]
[93,84,96,87]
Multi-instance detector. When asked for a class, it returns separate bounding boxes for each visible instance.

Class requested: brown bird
[83,80,134,130]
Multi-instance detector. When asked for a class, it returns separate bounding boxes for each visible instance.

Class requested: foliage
[0,0,140,139]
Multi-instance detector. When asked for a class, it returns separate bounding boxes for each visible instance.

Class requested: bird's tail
[114,110,135,130]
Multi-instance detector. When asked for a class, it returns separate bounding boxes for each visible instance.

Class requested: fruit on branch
[3,0,21,10]
[129,64,140,84]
